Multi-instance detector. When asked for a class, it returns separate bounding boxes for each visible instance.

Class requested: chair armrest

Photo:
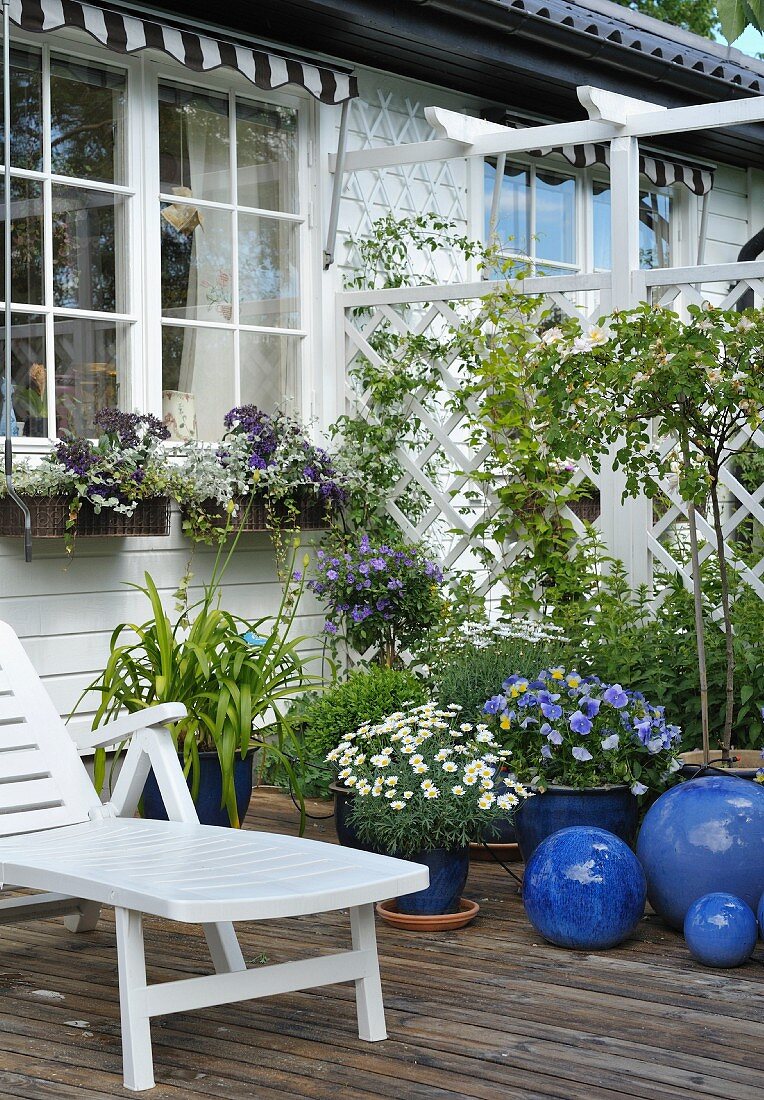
[75,703,187,752]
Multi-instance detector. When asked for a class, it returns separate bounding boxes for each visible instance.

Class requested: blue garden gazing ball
[522,826,646,950]
[684,893,758,968]
[636,776,764,930]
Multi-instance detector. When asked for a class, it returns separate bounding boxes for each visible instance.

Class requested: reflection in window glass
[161,204,232,322]
[0,178,44,305]
[54,317,129,438]
[535,171,576,268]
[484,160,529,253]
[50,58,126,183]
[162,325,235,442]
[240,333,299,414]
[0,313,47,437]
[52,186,128,312]
[159,85,230,204]
[237,103,298,212]
[592,183,672,270]
[239,215,299,328]
[0,48,43,172]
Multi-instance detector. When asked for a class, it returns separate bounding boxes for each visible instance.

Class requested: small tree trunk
[709,479,735,763]
[680,427,710,764]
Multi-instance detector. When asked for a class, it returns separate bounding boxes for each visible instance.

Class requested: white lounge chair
[0,620,428,1090]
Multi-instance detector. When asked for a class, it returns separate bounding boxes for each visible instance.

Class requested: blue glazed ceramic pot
[684,893,758,968]
[331,782,381,853]
[514,785,639,862]
[636,776,764,930]
[142,749,256,827]
[397,847,470,915]
[522,826,646,950]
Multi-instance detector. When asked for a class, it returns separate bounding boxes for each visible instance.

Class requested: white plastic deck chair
[0,621,428,1090]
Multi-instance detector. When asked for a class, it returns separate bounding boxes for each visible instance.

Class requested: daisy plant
[326,702,531,857]
[484,669,683,796]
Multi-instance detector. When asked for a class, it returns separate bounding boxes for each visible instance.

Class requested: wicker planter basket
[77,497,171,538]
[184,494,330,535]
[0,494,71,538]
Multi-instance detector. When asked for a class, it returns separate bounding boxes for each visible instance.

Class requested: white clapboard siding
[0,510,326,724]
[700,165,752,267]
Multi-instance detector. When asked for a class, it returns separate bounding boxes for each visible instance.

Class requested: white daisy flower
[390,801,406,811]
[478,793,496,809]
[451,785,466,796]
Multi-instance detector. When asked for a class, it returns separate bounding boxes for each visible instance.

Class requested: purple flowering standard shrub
[483,668,683,795]
[308,535,445,666]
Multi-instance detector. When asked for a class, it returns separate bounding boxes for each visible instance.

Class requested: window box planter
[183,493,331,536]
[0,493,71,538]
[76,497,171,538]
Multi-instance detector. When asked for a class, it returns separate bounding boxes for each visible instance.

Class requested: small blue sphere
[684,893,758,968]
[636,777,764,930]
[523,826,646,950]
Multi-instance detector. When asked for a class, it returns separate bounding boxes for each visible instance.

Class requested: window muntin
[158,81,303,442]
[1,48,133,441]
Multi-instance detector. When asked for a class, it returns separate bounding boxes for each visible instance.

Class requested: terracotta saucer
[375,897,479,931]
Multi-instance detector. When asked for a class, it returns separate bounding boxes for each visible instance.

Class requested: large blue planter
[515,785,639,862]
[522,826,646,950]
[142,749,256,827]
[636,775,764,930]
[397,847,470,915]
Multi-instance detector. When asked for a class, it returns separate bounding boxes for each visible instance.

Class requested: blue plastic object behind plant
[397,847,470,916]
[684,893,758,968]
[636,775,764,930]
[514,784,639,862]
[522,826,646,950]
[142,750,257,828]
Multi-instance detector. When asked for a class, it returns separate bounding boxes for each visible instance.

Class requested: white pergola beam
[331,89,764,174]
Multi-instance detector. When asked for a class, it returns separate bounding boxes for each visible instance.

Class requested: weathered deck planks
[0,789,760,1099]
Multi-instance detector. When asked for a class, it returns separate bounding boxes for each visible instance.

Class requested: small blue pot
[397,847,470,915]
[331,782,383,853]
[142,749,256,827]
[515,784,639,862]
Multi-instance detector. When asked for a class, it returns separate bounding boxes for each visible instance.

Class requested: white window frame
[5,26,317,452]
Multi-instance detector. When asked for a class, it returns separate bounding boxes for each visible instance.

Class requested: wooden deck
[0,790,761,1099]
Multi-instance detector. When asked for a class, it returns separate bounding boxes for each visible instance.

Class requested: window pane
[639,191,671,269]
[159,85,230,204]
[54,317,130,438]
[592,184,672,270]
[236,102,298,212]
[240,332,299,414]
[0,48,43,172]
[239,215,299,328]
[0,178,44,305]
[52,186,128,312]
[161,204,232,322]
[162,325,234,442]
[484,161,529,253]
[50,58,126,184]
[535,170,576,267]
[0,313,47,437]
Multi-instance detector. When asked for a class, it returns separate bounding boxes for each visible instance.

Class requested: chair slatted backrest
[0,621,101,836]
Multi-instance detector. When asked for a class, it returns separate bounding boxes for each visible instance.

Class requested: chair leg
[64,901,101,933]
[349,904,387,1041]
[202,922,246,974]
[115,908,154,1091]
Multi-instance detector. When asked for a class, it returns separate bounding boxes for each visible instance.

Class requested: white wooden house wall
[1,53,763,727]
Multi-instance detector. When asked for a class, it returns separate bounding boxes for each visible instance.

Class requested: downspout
[2,0,32,561]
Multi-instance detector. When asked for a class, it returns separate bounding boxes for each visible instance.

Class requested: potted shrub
[308,534,445,667]
[302,666,427,843]
[84,541,317,827]
[327,702,531,926]
[484,669,683,860]
[175,405,350,543]
[434,618,569,852]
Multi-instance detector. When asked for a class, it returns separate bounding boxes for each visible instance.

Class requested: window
[1,47,131,439]
[485,158,674,275]
[1,37,308,445]
[158,85,302,441]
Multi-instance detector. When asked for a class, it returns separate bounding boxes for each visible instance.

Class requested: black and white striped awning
[9,0,358,104]
[501,115,714,195]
